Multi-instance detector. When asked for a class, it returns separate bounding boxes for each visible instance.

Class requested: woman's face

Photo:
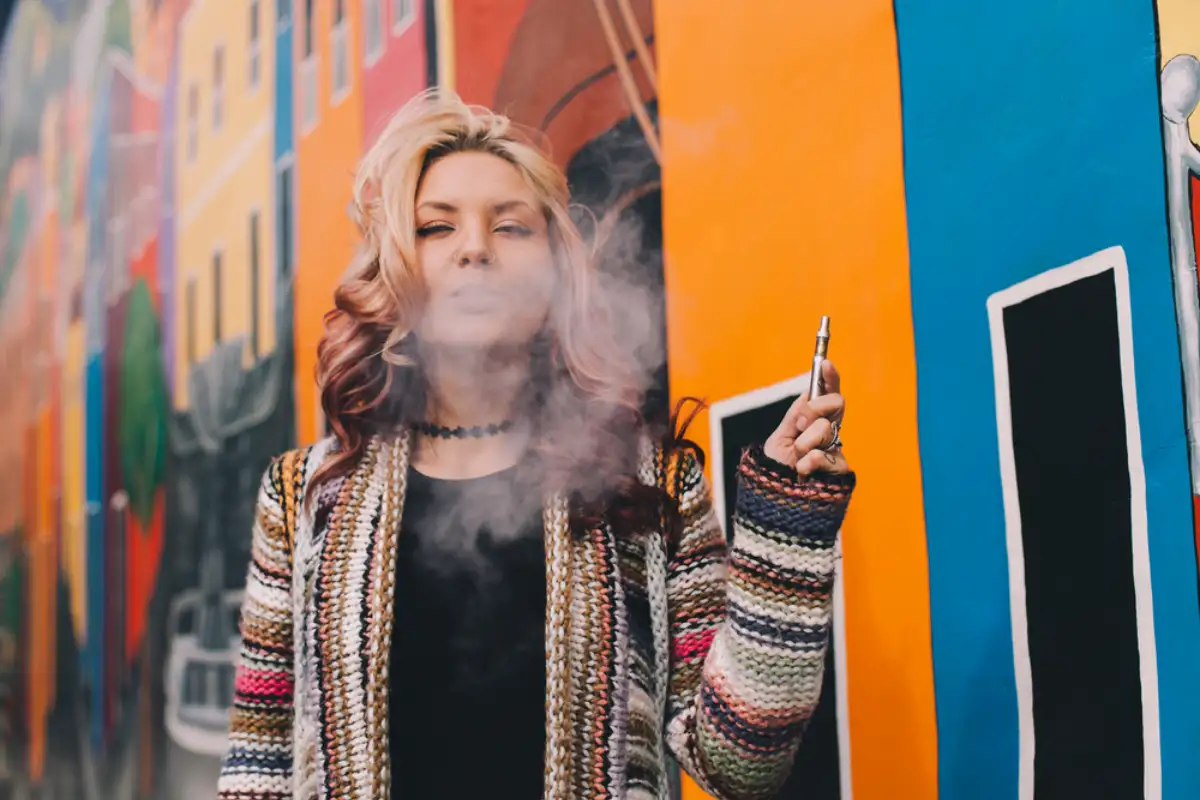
[412,151,557,351]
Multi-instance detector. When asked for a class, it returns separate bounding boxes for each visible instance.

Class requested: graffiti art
[3,0,1200,798]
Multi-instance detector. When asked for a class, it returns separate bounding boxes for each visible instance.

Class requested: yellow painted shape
[174,0,278,408]
[655,1,938,797]
[436,0,456,92]
[1158,0,1200,143]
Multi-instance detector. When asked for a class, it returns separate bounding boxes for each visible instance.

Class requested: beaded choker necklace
[413,419,515,439]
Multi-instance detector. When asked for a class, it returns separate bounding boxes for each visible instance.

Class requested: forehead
[417,151,538,207]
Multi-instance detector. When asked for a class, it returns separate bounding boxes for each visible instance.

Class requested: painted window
[212,45,225,130]
[331,0,349,99]
[249,0,261,90]
[186,276,197,364]
[392,0,413,33]
[249,210,261,357]
[186,83,198,161]
[303,0,314,56]
[277,165,294,276]
[212,250,223,343]
[300,0,317,129]
[365,0,384,64]
[986,251,1154,799]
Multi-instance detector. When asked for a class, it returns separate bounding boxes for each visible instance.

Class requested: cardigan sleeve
[664,444,855,800]
[215,455,299,799]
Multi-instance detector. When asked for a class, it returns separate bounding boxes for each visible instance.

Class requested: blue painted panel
[895,0,1200,796]
[85,354,105,748]
[275,22,294,159]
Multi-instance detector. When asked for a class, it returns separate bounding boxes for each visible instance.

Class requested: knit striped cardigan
[215,430,855,800]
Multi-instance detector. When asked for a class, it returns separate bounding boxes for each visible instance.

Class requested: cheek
[414,239,454,285]
[520,258,559,318]
[504,241,557,293]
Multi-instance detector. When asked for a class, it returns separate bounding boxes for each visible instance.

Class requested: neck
[411,343,533,479]
[420,343,531,428]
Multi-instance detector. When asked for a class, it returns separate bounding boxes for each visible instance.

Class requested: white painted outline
[106,47,162,99]
[709,374,853,800]
[392,0,417,35]
[163,587,246,756]
[276,0,293,29]
[329,18,352,107]
[986,244,1160,800]
[297,55,319,137]
[363,0,387,66]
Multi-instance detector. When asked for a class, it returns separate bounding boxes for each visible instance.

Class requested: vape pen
[808,316,831,400]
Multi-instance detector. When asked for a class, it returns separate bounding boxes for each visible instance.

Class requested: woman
[215,90,855,800]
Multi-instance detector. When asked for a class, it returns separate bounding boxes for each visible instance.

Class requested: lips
[450,284,506,311]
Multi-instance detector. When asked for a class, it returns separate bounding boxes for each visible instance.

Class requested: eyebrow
[417,201,458,213]
[416,200,537,215]
[493,200,536,215]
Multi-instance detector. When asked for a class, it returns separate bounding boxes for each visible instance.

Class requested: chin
[424,321,537,352]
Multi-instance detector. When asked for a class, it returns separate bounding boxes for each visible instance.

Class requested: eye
[416,223,454,238]
[495,222,533,237]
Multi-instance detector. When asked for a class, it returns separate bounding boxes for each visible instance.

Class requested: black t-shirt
[389,464,546,798]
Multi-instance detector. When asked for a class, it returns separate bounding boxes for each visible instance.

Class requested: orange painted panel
[655,1,937,798]
[294,0,366,445]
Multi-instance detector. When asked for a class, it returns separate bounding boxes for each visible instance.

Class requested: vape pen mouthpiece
[808,315,831,400]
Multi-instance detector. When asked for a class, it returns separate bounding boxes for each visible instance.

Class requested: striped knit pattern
[613,520,663,799]
[216,434,854,800]
[292,437,340,800]
[664,445,854,799]
[215,449,309,799]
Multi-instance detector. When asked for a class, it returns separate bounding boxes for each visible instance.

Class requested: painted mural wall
[2,0,1200,799]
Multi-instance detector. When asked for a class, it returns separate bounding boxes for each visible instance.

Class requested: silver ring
[825,420,843,451]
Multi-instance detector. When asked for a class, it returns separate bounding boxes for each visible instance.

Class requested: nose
[456,224,495,267]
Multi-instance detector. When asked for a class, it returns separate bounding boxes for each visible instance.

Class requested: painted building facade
[174,0,277,409]
[361,0,424,146]
[294,0,363,443]
[4,1,1200,799]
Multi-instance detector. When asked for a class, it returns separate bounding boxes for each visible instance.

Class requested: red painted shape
[362,0,428,148]
[452,0,533,107]
[1193,494,1200,574]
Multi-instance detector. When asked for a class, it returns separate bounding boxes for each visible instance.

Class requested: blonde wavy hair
[310,89,695,526]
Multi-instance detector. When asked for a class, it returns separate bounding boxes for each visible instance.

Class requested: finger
[805,392,844,424]
[821,360,841,396]
[796,446,850,477]
[777,381,812,432]
[792,417,832,459]
[775,364,843,435]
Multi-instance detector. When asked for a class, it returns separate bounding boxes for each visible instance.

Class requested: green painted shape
[119,279,169,527]
[103,0,132,53]
[0,191,30,304]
